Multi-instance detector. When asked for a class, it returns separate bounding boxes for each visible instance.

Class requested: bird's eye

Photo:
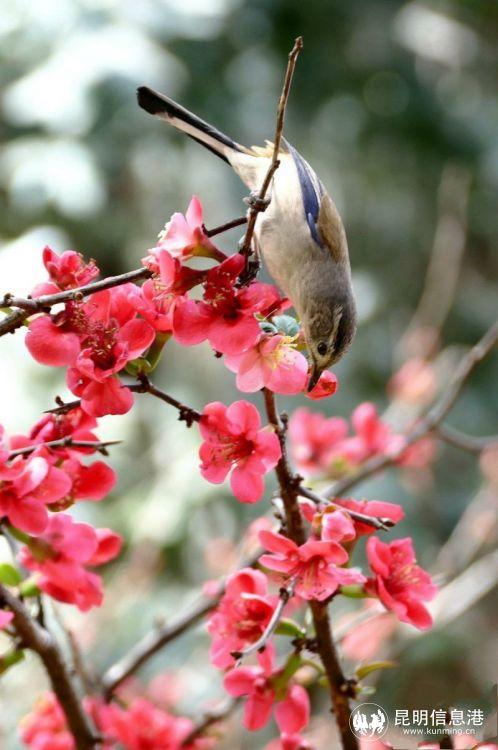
[317,342,327,356]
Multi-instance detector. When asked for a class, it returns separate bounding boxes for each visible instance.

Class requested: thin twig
[434,424,497,454]
[297,486,395,531]
[101,550,261,698]
[325,322,498,499]
[262,388,358,750]
[0,586,98,750]
[8,438,122,459]
[238,36,303,275]
[232,578,297,661]
[181,698,239,747]
[203,216,247,238]
[0,268,151,338]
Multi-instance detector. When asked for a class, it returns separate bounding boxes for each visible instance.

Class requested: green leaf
[0,649,25,675]
[0,564,22,586]
[272,315,300,338]
[18,578,40,598]
[355,661,397,680]
[275,618,306,638]
[339,585,368,598]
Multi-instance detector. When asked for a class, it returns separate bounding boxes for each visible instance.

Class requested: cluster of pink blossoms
[289,401,436,478]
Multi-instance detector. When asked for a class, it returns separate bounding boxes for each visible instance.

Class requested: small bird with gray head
[137,86,357,389]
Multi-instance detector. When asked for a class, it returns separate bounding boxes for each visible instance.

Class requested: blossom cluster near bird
[1,196,442,750]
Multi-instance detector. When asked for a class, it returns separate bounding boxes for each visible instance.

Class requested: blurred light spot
[1,138,106,217]
[436,70,482,119]
[313,94,366,145]
[393,3,479,67]
[363,71,409,116]
[351,271,380,323]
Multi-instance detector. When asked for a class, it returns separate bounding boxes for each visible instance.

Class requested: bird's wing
[283,138,325,248]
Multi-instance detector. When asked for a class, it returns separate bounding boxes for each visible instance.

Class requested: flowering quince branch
[297,485,395,531]
[180,698,239,747]
[231,577,297,661]
[237,36,303,282]
[203,216,248,238]
[434,424,498,454]
[0,584,99,750]
[8,438,122,459]
[324,320,498,498]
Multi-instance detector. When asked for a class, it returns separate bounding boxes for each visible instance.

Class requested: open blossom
[19,513,122,611]
[225,334,309,394]
[173,254,283,355]
[259,529,364,601]
[333,498,404,536]
[199,400,281,503]
[366,537,437,629]
[0,453,71,535]
[224,645,310,733]
[10,411,116,507]
[339,402,405,464]
[207,568,276,669]
[289,408,349,475]
[31,246,99,297]
[145,196,223,267]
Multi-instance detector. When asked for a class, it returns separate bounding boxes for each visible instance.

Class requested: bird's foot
[236,256,261,287]
[244,192,271,213]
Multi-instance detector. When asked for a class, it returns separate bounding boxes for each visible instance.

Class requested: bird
[137,85,357,389]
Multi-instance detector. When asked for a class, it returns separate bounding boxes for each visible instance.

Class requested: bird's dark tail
[137,86,246,163]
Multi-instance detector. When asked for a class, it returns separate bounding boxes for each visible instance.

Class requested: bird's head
[303,294,357,391]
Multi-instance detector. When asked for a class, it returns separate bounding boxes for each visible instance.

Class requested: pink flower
[136,249,206,333]
[145,196,224,266]
[224,645,310,733]
[31,246,99,297]
[333,498,404,536]
[20,693,76,750]
[289,408,349,476]
[207,568,276,669]
[259,530,364,601]
[199,400,281,503]
[340,403,404,464]
[0,610,13,630]
[388,357,437,406]
[173,254,282,355]
[265,734,315,750]
[0,455,71,535]
[340,604,396,661]
[19,514,122,611]
[225,334,308,394]
[306,370,339,400]
[366,537,437,629]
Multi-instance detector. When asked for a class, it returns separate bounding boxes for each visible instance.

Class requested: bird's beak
[307,362,322,392]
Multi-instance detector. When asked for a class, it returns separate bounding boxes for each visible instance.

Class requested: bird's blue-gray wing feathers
[283,138,325,247]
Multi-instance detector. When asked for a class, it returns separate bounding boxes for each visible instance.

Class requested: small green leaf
[356,684,376,696]
[275,618,306,638]
[355,661,397,681]
[272,315,300,338]
[0,649,24,675]
[19,578,40,598]
[339,585,368,598]
[0,564,22,586]
[260,321,277,335]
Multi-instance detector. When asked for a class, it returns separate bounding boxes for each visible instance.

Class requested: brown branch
[181,698,239,747]
[434,424,497,454]
[325,322,498,499]
[0,267,151,338]
[238,36,303,275]
[203,216,247,238]
[46,378,201,426]
[231,578,297,661]
[262,388,358,750]
[0,586,98,750]
[297,486,395,531]
[8,438,121,459]
[101,550,261,698]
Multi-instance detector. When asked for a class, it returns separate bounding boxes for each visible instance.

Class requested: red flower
[31,246,99,297]
[0,454,71,535]
[207,568,276,669]
[366,536,437,629]
[289,408,349,476]
[334,498,404,536]
[305,370,339,400]
[19,514,122,611]
[259,530,364,601]
[199,400,281,503]
[340,402,404,464]
[20,692,76,750]
[225,334,308,394]
[173,254,282,355]
[224,645,310,733]
[145,196,224,266]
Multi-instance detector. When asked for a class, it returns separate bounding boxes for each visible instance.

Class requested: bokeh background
[0,0,497,747]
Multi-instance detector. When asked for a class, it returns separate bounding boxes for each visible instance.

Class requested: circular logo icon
[350,702,389,741]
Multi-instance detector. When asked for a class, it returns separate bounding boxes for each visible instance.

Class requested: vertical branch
[262,389,358,750]
[0,587,98,750]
